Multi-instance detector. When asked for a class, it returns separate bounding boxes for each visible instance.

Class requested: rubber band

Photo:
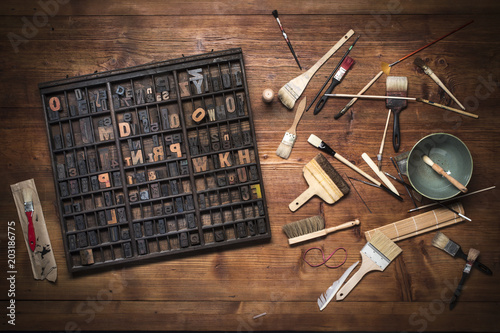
[302,247,347,268]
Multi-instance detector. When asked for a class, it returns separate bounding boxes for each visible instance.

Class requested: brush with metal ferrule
[386,76,408,152]
[276,97,307,159]
[449,248,480,310]
[432,232,492,275]
[22,188,36,251]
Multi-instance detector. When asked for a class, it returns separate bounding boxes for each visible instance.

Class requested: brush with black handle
[449,248,480,310]
[386,76,408,152]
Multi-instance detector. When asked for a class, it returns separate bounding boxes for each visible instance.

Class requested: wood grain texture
[1,0,500,331]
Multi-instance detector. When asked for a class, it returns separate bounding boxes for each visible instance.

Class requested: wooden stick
[423,155,468,193]
[361,153,399,196]
[377,110,391,169]
[416,98,478,119]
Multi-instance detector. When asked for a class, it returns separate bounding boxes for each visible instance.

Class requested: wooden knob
[262,89,274,103]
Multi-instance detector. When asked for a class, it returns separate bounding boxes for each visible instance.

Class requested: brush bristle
[272,10,278,18]
[278,86,297,110]
[369,230,402,261]
[307,134,322,148]
[386,76,408,92]
[341,56,355,70]
[467,248,480,262]
[276,132,296,159]
[422,155,434,167]
[282,215,325,238]
[413,57,427,69]
[22,188,32,202]
[431,231,450,250]
[313,154,350,196]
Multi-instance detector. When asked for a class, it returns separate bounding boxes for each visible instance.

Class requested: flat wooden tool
[361,153,399,196]
[289,154,350,212]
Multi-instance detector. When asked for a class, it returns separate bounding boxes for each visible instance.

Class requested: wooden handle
[378,109,392,156]
[336,252,383,301]
[418,98,478,119]
[431,164,468,193]
[289,187,316,212]
[428,72,466,110]
[335,153,381,186]
[288,219,360,244]
[361,153,399,195]
[324,219,360,234]
[289,98,307,134]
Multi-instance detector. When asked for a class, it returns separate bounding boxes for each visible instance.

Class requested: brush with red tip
[314,56,355,115]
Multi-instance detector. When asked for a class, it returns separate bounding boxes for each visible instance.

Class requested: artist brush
[276,97,307,159]
[22,188,36,251]
[306,35,360,112]
[327,94,479,119]
[422,155,468,193]
[308,134,402,201]
[334,20,474,119]
[432,232,493,275]
[449,248,480,310]
[414,57,466,110]
[377,110,391,170]
[389,156,420,206]
[272,10,302,70]
[408,186,496,212]
[361,153,400,196]
[347,175,372,213]
[386,76,408,152]
[282,215,360,245]
[336,230,402,301]
[348,176,403,202]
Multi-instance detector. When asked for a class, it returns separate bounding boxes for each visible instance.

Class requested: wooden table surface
[1,1,499,331]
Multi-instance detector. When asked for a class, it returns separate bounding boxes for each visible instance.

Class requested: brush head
[422,155,434,167]
[276,132,296,159]
[307,134,323,148]
[432,232,460,257]
[313,154,350,196]
[467,248,480,262]
[282,215,325,239]
[386,76,408,109]
[413,57,428,70]
[22,188,32,203]
[369,230,402,262]
[278,85,297,110]
[340,56,355,70]
[272,10,278,18]
[381,62,391,75]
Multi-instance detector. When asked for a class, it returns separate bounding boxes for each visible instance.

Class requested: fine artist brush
[305,35,361,112]
[449,248,480,310]
[336,230,402,301]
[334,20,474,119]
[408,186,496,212]
[432,232,493,275]
[327,94,478,119]
[413,57,466,110]
[308,134,402,201]
[389,156,419,208]
[272,10,302,70]
[347,175,372,213]
[314,56,355,115]
[276,97,307,159]
[348,176,403,202]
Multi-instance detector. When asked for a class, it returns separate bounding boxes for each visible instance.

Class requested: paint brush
[386,76,408,152]
[449,248,480,310]
[22,188,36,251]
[282,216,360,245]
[308,135,402,201]
[314,56,355,115]
[422,155,468,193]
[272,10,302,70]
[377,110,391,169]
[361,153,400,196]
[336,230,402,300]
[276,97,307,159]
[278,30,354,109]
[413,57,466,110]
[408,186,496,212]
[289,153,350,212]
[318,261,359,311]
[432,232,492,275]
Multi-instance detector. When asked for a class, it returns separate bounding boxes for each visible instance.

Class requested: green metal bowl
[407,133,473,200]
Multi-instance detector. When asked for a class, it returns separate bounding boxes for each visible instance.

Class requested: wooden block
[216,105,226,120]
[190,233,200,245]
[72,203,82,213]
[123,242,132,258]
[106,209,117,224]
[79,117,93,143]
[251,184,262,199]
[104,191,113,206]
[188,68,204,93]
[188,136,199,155]
[203,74,210,92]
[249,165,259,181]
[90,100,97,113]
[222,73,231,89]
[215,230,225,242]
[68,234,77,251]
[66,153,76,169]
[59,181,69,197]
[48,96,62,112]
[217,174,227,187]
[112,94,120,109]
[258,219,266,234]
[121,229,130,240]
[186,195,194,211]
[88,230,98,246]
[138,110,150,133]
[232,132,242,148]
[90,176,99,191]
[68,167,78,178]
[225,95,236,118]
[75,215,85,230]
[238,149,251,165]
[69,105,77,117]
[56,163,66,180]
[151,183,160,199]
[136,89,145,105]
[158,219,166,234]
[241,185,250,201]
[235,71,243,86]
[140,190,150,201]
[65,132,73,148]
[198,194,206,209]
[168,162,179,177]
[98,173,111,188]
[98,211,107,226]
[175,197,184,213]
[187,213,196,229]
[109,226,119,242]
[98,126,114,141]
[218,152,232,168]
[88,157,97,173]
[117,208,127,223]
[53,134,62,150]
[237,95,245,116]
[63,204,72,215]
[137,239,147,255]
[77,99,89,115]
[180,232,189,248]
[144,221,153,236]
[160,108,169,129]
[237,223,247,238]
[170,180,179,195]
[80,249,94,265]
[134,223,142,238]
[80,178,89,194]
[161,184,169,197]
[77,232,88,248]
[222,131,231,150]
[135,172,146,183]
[77,160,87,175]
[212,77,220,92]
[179,80,190,97]
[248,221,256,236]
[116,194,124,205]
[192,107,206,123]
[257,200,265,216]
[74,88,84,101]
[146,88,155,103]
[113,172,122,187]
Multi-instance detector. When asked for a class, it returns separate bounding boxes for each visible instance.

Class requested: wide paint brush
[276,97,307,159]
[449,248,480,310]
[386,76,408,152]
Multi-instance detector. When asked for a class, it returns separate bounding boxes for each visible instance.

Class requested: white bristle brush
[276,97,307,159]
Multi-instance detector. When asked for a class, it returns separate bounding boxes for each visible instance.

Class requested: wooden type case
[39,49,271,273]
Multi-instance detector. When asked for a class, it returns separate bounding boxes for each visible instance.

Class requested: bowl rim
[407,132,473,200]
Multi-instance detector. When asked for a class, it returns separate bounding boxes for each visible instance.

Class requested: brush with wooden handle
[449,248,480,310]
[377,110,391,169]
[336,230,402,301]
[22,188,36,251]
[414,57,465,110]
[282,215,360,245]
[422,155,468,193]
[278,29,354,110]
[276,97,307,159]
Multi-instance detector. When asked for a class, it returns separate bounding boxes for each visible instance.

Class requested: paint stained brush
[449,248,480,310]
[276,97,307,159]
[272,10,302,70]
[386,76,408,152]
[432,232,492,275]
[23,188,36,251]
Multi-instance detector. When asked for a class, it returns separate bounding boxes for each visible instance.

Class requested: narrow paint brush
[276,97,307,159]
[422,155,468,193]
[432,232,492,275]
[272,10,302,70]
[314,56,355,115]
[22,188,36,251]
[386,76,408,152]
[377,110,391,169]
[282,215,360,245]
[336,230,402,300]
[278,30,354,109]
[414,57,465,110]
[449,248,480,310]
[408,186,496,212]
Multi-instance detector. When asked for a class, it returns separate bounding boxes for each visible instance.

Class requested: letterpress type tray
[39,48,271,273]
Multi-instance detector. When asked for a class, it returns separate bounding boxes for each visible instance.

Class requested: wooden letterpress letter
[56,163,66,180]
[77,232,88,248]
[180,232,189,248]
[168,162,179,177]
[248,220,256,236]
[222,132,231,150]
[186,195,194,211]
[80,249,94,265]
[98,126,114,141]
[134,223,142,238]
[138,110,150,133]
[69,180,79,195]
[104,191,112,206]
[80,117,93,143]
[206,104,216,121]
[225,95,236,118]
[249,165,259,181]
[49,96,61,112]
[237,223,247,238]
[53,134,62,150]
[179,80,190,97]
[78,100,88,115]
[160,108,169,129]
[257,200,265,216]
[215,105,226,120]
[81,178,89,193]
[215,230,225,242]
[151,183,160,199]
[238,149,251,165]
[152,146,164,162]
[98,173,111,188]
[123,242,132,258]
[117,208,127,223]
[131,149,144,165]
[169,113,180,128]
[75,215,85,230]
[136,89,145,105]
[90,176,99,191]
[140,190,150,201]
[190,233,200,245]
[240,185,250,201]
[250,184,262,199]
[68,234,76,250]
[169,143,182,158]
[113,172,122,187]
[187,213,196,229]
[192,156,208,172]
[137,239,147,255]
[65,133,73,148]
[106,209,117,224]
[218,152,232,168]
[188,68,204,94]
[109,227,119,242]
[144,221,153,236]
[222,73,231,89]
[158,219,166,234]
[89,230,99,246]
[121,229,130,240]
[258,219,266,234]
[170,180,179,195]
[235,71,243,86]
[98,211,107,226]
[192,107,206,123]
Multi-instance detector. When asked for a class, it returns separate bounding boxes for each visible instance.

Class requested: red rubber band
[303,247,347,268]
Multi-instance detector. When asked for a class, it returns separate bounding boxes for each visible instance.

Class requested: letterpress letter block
[190,233,200,245]
[134,223,143,238]
[151,183,160,199]
[117,208,127,223]
[59,181,69,197]
[123,242,132,258]
[144,221,153,236]
[98,211,107,226]
[237,223,247,238]
[109,226,119,242]
[215,230,225,242]
[68,234,77,250]
[89,230,99,246]
[53,134,62,150]
[77,232,88,248]
[158,219,166,234]
[258,219,266,234]
[137,239,147,255]
[186,195,194,211]
[80,249,94,265]
[186,213,196,229]
[175,197,184,213]
[180,232,189,248]
[106,209,117,224]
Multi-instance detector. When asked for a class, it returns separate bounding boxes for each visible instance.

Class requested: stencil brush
[282,215,360,245]
[276,97,307,159]
[289,153,350,212]
[422,155,468,193]
[386,76,408,152]
[278,30,354,109]
[432,232,492,275]
[336,230,402,300]
[414,57,465,110]
[449,248,480,310]
[22,188,36,251]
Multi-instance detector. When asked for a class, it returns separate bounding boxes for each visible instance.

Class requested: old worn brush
[282,215,360,245]
[336,230,402,300]
[386,76,408,152]
[276,97,307,159]
[432,232,492,275]
[449,248,480,310]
